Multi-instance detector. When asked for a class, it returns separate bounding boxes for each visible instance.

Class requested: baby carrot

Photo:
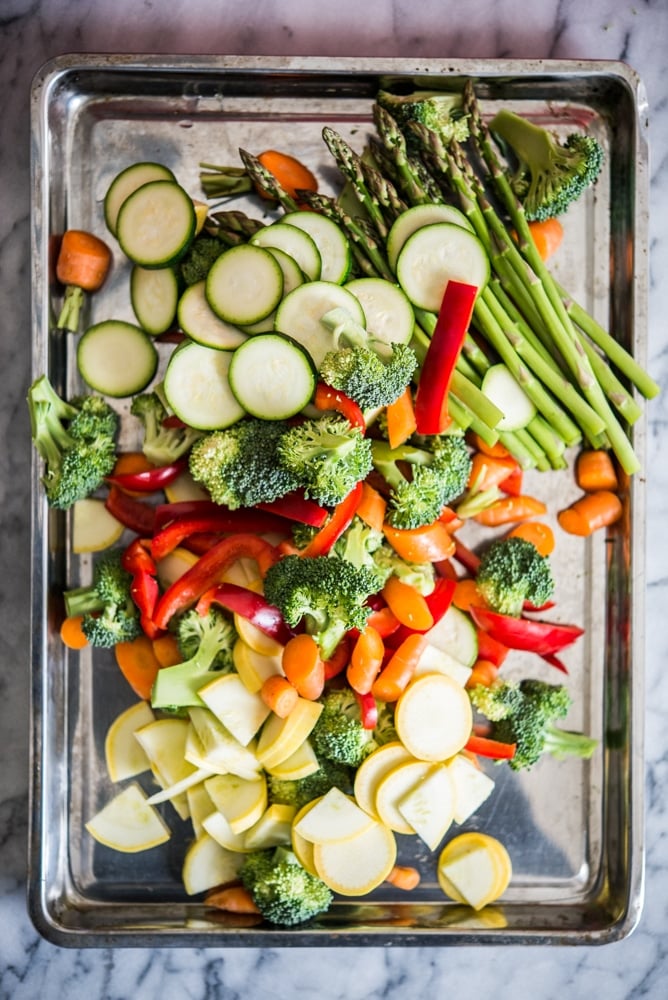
[385,385,417,449]
[526,217,564,261]
[347,625,385,695]
[452,578,486,613]
[356,482,387,532]
[114,634,162,700]
[281,633,325,700]
[575,449,619,492]
[56,229,112,292]
[465,658,500,689]
[205,885,261,914]
[59,614,89,650]
[386,865,421,891]
[467,452,520,493]
[257,150,318,202]
[372,633,427,702]
[261,675,300,718]
[473,494,547,527]
[506,520,556,557]
[382,576,434,631]
[557,490,623,537]
[151,632,183,668]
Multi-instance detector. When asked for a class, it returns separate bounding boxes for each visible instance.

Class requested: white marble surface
[2,0,668,996]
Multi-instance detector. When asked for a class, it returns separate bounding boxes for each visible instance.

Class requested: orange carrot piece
[527,217,564,261]
[261,675,300,718]
[386,865,421,891]
[473,494,547,527]
[205,885,261,914]
[468,433,510,459]
[575,450,619,492]
[385,386,417,449]
[257,150,318,203]
[453,578,486,613]
[356,482,387,532]
[506,520,556,556]
[347,625,385,695]
[557,490,623,537]
[382,576,434,631]
[59,614,89,650]
[56,229,112,291]
[281,633,325,700]
[465,658,499,689]
[151,633,183,668]
[114,635,162,700]
[467,452,520,493]
[372,633,427,702]
[382,520,456,563]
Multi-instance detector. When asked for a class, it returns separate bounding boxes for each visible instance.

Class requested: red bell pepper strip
[355,690,378,730]
[106,458,188,493]
[323,636,352,680]
[414,280,478,435]
[475,627,510,668]
[464,733,517,760]
[152,534,280,630]
[105,484,157,537]
[314,381,366,432]
[300,481,364,558]
[540,651,569,674]
[196,582,293,644]
[469,605,584,655]
[256,490,329,528]
[122,539,161,639]
[122,537,156,575]
[452,537,481,576]
[151,508,288,562]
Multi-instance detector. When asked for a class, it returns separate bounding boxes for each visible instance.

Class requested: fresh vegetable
[179,234,227,285]
[130,392,202,467]
[526,217,564,261]
[63,549,142,648]
[150,605,237,710]
[77,319,159,398]
[239,846,332,926]
[376,89,470,149]
[475,536,555,617]
[276,415,373,507]
[469,605,584,656]
[114,635,163,700]
[557,490,623,536]
[59,614,89,650]
[268,756,353,812]
[310,688,378,767]
[55,229,113,332]
[200,149,318,204]
[506,520,555,556]
[575,449,619,492]
[282,633,326,701]
[347,626,385,696]
[385,386,417,449]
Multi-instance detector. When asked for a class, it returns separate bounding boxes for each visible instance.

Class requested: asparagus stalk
[237,148,301,213]
[321,128,390,238]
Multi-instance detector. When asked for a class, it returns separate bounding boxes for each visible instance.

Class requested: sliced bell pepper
[196,582,293,645]
[105,484,157,537]
[106,457,188,492]
[151,507,288,561]
[414,279,478,435]
[469,605,584,655]
[464,733,517,760]
[475,627,510,668]
[355,689,378,730]
[314,381,366,431]
[300,481,364,558]
[122,539,161,639]
[256,490,329,527]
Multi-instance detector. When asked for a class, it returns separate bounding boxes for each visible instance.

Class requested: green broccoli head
[376,89,470,148]
[475,536,555,617]
[240,847,333,926]
[331,517,386,580]
[490,109,604,221]
[268,755,354,811]
[131,391,202,467]
[189,418,300,508]
[311,688,377,767]
[151,606,238,710]
[68,394,120,441]
[370,543,435,595]
[179,235,226,286]
[469,678,597,771]
[277,415,373,507]
[319,343,417,411]
[263,555,377,660]
[63,550,142,648]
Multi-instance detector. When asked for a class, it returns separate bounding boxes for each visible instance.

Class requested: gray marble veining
[2,0,668,997]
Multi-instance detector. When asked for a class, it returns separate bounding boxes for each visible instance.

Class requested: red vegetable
[464,734,517,760]
[469,605,584,655]
[355,690,378,730]
[105,484,157,536]
[300,481,363,558]
[151,507,288,561]
[197,582,293,645]
[256,490,329,527]
[122,539,161,639]
[314,381,366,431]
[106,458,188,492]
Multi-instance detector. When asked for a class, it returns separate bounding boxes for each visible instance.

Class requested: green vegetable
[276,414,373,507]
[188,418,299,509]
[376,89,470,149]
[27,374,119,511]
[475,536,555,617]
[489,108,604,222]
[63,550,141,648]
[469,679,598,771]
[240,847,333,926]
[179,235,227,286]
[262,554,377,660]
[370,433,472,529]
[311,689,377,767]
[151,606,237,710]
[268,756,353,811]
[130,390,202,467]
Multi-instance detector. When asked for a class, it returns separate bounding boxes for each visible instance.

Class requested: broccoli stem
[56,285,84,332]
[543,726,599,761]
[63,585,105,618]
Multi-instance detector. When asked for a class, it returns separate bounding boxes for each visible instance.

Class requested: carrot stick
[356,482,387,532]
[372,633,427,702]
[382,576,434,631]
[527,217,564,261]
[382,520,455,563]
[281,633,325,700]
[557,490,623,537]
[473,494,547,527]
[59,614,89,650]
[260,675,300,718]
[385,386,417,449]
[465,658,499,689]
[205,885,261,914]
[56,229,112,291]
[347,625,385,695]
[467,452,519,493]
[257,150,318,202]
[151,633,183,668]
[452,578,486,613]
[386,865,421,890]
[506,520,556,556]
[575,450,619,492]
[114,635,162,700]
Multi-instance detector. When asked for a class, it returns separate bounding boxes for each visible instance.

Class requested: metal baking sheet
[28,55,647,947]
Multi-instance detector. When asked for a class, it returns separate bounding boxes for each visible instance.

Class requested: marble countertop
[2,1,667,996]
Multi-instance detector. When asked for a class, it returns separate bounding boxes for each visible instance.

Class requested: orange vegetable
[385,386,417,449]
[281,633,325,700]
[382,520,456,563]
[114,635,162,700]
[557,490,623,537]
[356,482,387,532]
[372,633,427,702]
[506,520,556,556]
[453,578,486,613]
[382,576,434,631]
[59,614,89,650]
[386,865,421,891]
[467,452,520,493]
[473,494,547,527]
[468,433,510,459]
[257,150,318,203]
[260,675,300,718]
[466,658,499,689]
[205,885,261,914]
[575,450,619,492]
[347,625,385,695]
[527,217,564,261]
[322,636,352,680]
[56,229,112,292]
[365,604,401,638]
[151,633,183,668]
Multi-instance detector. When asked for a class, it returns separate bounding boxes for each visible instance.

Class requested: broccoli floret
[469,678,598,771]
[311,688,377,767]
[376,89,470,148]
[370,543,435,596]
[28,374,119,510]
[475,536,555,617]
[179,235,226,286]
[331,516,385,576]
[131,391,202,467]
[490,109,604,222]
[268,755,353,811]
[150,606,237,710]
[263,555,377,660]
[276,415,373,508]
[189,418,300,509]
[371,433,472,529]
[63,549,141,647]
[373,702,398,746]
[240,847,333,926]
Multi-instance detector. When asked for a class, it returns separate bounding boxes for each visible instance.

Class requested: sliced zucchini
[386,204,474,273]
[228,333,316,420]
[481,363,537,431]
[130,265,179,335]
[344,277,415,356]
[77,320,158,397]
[104,161,176,237]
[250,223,322,281]
[178,280,248,350]
[117,179,196,267]
[163,339,246,430]
[240,246,306,335]
[205,243,284,326]
[274,281,366,369]
[281,211,352,284]
[396,222,490,312]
